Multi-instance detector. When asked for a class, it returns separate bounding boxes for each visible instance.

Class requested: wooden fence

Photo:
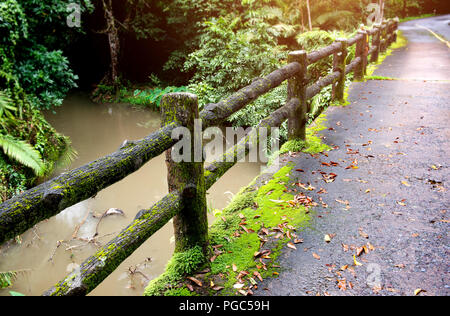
[0,19,399,296]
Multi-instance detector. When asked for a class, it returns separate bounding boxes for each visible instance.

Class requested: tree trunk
[306,0,312,31]
[378,0,385,23]
[402,0,407,18]
[102,0,120,87]
[298,0,305,31]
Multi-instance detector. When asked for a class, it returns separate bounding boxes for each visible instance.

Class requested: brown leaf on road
[414,288,426,296]
[312,253,321,260]
[342,243,350,252]
[358,228,369,239]
[356,247,364,257]
[337,279,347,291]
[287,242,297,250]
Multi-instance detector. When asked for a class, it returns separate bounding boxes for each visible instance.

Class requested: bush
[184,14,286,107]
[15,45,78,110]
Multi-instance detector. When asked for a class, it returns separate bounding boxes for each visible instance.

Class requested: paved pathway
[255,15,450,296]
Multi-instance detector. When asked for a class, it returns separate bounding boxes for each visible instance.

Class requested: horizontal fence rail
[0,18,399,296]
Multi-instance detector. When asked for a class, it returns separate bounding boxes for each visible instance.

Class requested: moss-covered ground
[144,113,332,296]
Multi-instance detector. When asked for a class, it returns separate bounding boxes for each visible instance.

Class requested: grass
[398,14,435,23]
[366,30,408,77]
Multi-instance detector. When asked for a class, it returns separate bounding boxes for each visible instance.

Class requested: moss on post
[355,30,368,81]
[287,50,307,141]
[161,93,209,255]
[333,39,348,102]
[380,21,388,52]
[370,23,381,63]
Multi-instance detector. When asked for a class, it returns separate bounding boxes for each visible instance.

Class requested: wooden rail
[0,18,399,296]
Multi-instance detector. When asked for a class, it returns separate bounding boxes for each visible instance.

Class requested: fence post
[370,23,381,63]
[386,20,392,46]
[355,30,368,81]
[161,92,209,255]
[287,50,307,141]
[393,17,399,43]
[333,38,348,102]
[380,20,388,52]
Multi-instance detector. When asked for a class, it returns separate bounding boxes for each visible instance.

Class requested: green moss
[398,14,435,23]
[164,286,198,296]
[365,75,399,81]
[205,165,311,295]
[366,31,408,76]
[144,164,312,296]
[303,114,331,154]
[144,245,206,296]
[331,88,351,107]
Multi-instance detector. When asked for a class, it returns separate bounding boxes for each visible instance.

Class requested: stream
[0,93,263,296]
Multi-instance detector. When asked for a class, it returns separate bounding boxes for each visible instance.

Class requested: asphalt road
[254,15,450,296]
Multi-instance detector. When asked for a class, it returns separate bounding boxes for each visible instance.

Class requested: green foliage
[184,14,285,103]
[15,45,78,110]
[0,271,17,289]
[0,134,45,176]
[0,0,92,110]
[92,83,189,110]
[184,12,288,138]
[0,91,17,119]
[127,86,189,109]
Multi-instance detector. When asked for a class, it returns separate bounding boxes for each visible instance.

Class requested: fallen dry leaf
[312,253,321,260]
[253,271,263,282]
[353,255,363,266]
[187,277,202,287]
[337,279,347,291]
[212,286,224,291]
[414,288,426,296]
[358,228,369,239]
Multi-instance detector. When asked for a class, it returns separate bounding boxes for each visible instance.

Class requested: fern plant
[124,86,189,109]
[0,134,46,176]
[0,91,46,176]
[0,271,17,289]
[0,91,17,119]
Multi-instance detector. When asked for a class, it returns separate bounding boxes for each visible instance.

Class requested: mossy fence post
[332,38,348,102]
[161,93,209,255]
[393,17,399,43]
[355,29,369,81]
[371,23,381,63]
[380,20,388,52]
[287,50,307,141]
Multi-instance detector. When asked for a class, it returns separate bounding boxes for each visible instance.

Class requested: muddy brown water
[0,93,263,296]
